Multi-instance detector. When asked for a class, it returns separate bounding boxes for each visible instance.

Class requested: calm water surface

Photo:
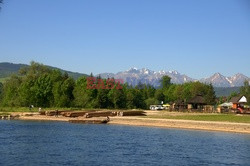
[0,120,250,166]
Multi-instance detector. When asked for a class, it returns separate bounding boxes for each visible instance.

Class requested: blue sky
[0,0,249,79]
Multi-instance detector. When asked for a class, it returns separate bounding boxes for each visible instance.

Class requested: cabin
[187,95,206,110]
[229,95,247,110]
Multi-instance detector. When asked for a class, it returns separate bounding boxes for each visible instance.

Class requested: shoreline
[15,114,250,134]
[109,117,250,134]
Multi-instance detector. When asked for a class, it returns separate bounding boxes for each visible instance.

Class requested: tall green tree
[108,86,127,109]
[18,79,35,106]
[160,75,172,89]
[97,89,110,108]
[0,82,3,98]
[73,77,91,108]
[204,84,216,105]
[1,75,22,106]
[53,77,75,107]
[33,74,53,107]
[155,89,164,103]
[19,61,51,79]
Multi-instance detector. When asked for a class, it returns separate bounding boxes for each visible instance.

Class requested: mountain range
[97,67,249,88]
[0,62,249,88]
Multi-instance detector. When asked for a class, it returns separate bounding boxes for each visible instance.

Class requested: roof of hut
[175,99,185,105]
[188,95,206,104]
[229,95,247,103]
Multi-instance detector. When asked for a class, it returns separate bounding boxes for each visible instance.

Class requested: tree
[73,77,91,108]
[1,75,22,106]
[18,79,35,106]
[108,85,127,109]
[33,74,53,107]
[204,84,216,105]
[160,76,172,89]
[145,85,156,98]
[125,87,146,109]
[181,83,192,101]
[97,89,110,108]
[19,61,51,79]
[53,77,75,107]
[133,89,146,109]
[164,84,177,102]
[155,89,164,103]
[173,85,184,101]
[0,82,3,100]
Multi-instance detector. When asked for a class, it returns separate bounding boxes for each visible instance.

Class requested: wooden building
[187,95,206,110]
[229,95,247,110]
[173,99,187,110]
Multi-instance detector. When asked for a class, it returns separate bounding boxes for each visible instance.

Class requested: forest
[0,62,249,109]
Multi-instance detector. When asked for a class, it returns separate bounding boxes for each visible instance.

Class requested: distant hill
[0,62,88,81]
[214,87,241,97]
[0,62,28,78]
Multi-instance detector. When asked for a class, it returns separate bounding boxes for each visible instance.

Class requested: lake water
[0,120,250,166]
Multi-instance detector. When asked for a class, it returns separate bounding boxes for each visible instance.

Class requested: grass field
[0,77,10,83]
[145,111,250,123]
[0,107,116,115]
[0,107,82,115]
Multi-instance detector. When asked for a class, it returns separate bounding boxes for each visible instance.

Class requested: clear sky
[0,0,249,79]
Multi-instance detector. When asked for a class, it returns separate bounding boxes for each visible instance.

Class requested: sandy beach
[15,112,250,134]
[109,117,250,134]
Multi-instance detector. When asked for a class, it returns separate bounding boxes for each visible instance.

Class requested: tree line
[1,62,248,109]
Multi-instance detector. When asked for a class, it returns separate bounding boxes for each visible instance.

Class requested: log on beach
[120,111,146,116]
[45,110,146,117]
[68,119,109,124]
[85,111,116,118]
[39,111,46,115]
[45,110,67,116]
[62,111,88,117]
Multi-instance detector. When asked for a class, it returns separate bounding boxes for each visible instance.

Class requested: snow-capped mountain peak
[97,68,249,87]
[158,70,166,74]
[127,67,137,71]
[169,70,179,75]
[140,68,152,75]
[201,73,249,87]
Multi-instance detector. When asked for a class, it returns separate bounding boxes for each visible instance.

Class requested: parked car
[150,105,164,110]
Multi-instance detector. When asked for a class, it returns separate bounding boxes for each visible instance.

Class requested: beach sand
[15,112,250,134]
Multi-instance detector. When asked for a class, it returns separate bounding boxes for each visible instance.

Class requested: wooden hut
[188,95,206,110]
[229,95,247,110]
[173,100,187,111]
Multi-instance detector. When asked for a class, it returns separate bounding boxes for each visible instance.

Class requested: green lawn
[0,107,82,113]
[0,107,114,114]
[0,77,10,83]
[145,113,250,123]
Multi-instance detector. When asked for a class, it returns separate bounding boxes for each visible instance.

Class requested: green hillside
[0,62,88,81]
[214,87,240,97]
[0,62,28,78]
